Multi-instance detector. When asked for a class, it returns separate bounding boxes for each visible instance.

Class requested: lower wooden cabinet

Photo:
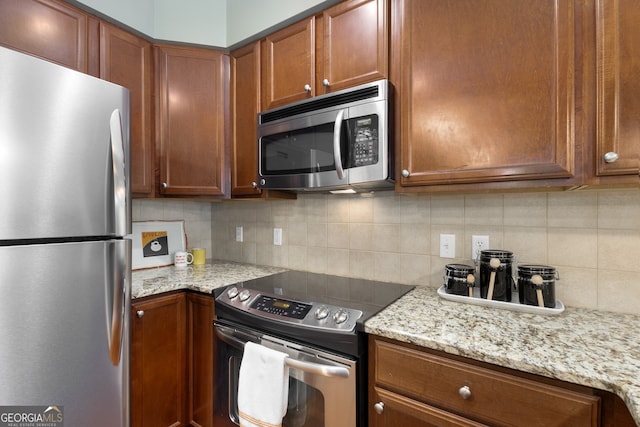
[187,292,215,427]
[131,291,214,427]
[369,336,603,427]
[131,292,187,427]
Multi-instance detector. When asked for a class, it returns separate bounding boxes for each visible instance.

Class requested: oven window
[285,377,325,427]
[229,356,326,427]
[260,122,348,175]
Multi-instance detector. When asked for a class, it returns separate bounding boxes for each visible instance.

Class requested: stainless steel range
[213,270,413,427]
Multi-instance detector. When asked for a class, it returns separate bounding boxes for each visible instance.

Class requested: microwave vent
[260,85,381,124]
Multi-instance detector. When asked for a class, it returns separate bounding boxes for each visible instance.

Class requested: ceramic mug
[190,248,206,265]
[174,251,193,268]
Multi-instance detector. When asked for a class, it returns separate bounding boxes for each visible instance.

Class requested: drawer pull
[603,151,619,163]
[458,385,472,400]
[374,401,385,415]
[136,310,144,318]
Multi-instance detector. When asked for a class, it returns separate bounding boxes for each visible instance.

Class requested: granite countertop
[132,261,640,425]
[131,260,286,299]
[365,286,640,426]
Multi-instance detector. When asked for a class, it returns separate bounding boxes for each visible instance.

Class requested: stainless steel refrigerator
[0,46,131,427]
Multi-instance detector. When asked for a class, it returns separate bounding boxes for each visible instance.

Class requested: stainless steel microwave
[257,79,393,193]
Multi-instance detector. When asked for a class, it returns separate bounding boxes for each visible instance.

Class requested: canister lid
[445,263,475,274]
[517,264,556,274]
[479,249,513,261]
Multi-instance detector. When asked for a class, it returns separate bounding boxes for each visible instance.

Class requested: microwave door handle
[333,109,346,180]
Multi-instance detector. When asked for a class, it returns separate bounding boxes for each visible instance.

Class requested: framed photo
[129,220,186,270]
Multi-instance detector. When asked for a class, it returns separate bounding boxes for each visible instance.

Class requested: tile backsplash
[134,188,640,315]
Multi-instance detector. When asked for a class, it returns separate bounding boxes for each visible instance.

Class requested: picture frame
[129,220,186,270]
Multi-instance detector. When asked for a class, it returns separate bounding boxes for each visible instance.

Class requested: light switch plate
[235,226,243,242]
[439,234,456,258]
[273,228,283,246]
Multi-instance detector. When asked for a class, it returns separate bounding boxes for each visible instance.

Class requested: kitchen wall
[74,0,334,47]
[132,199,213,257]
[134,188,640,315]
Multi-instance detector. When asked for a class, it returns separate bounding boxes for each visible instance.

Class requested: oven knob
[238,289,252,302]
[226,286,239,299]
[315,306,330,320]
[333,309,348,324]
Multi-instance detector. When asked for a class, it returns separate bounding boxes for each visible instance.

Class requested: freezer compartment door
[0,239,131,427]
[0,46,131,240]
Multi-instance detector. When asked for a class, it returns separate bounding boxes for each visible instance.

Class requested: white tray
[437,285,565,315]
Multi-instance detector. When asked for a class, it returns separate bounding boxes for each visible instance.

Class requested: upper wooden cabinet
[231,41,262,197]
[261,0,388,110]
[594,0,639,181]
[394,0,579,190]
[155,45,230,197]
[0,0,95,73]
[99,23,155,197]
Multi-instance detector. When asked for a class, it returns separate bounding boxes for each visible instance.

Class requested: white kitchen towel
[238,341,290,427]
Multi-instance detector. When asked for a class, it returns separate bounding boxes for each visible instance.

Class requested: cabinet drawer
[373,340,600,427]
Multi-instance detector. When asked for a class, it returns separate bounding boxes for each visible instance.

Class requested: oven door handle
[215,326,350,379]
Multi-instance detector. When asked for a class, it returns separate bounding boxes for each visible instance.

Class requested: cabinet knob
[458,385,472,400]
[304,84,312,93]
[373,401,385,415]
[161,182,168,189]
[136,310,145,318]
[401,169,410,178]
[603,151,619,163]
[322,78,330,87]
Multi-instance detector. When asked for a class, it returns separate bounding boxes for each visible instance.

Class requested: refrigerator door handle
[109,109,128,237]
[107,239,130,366]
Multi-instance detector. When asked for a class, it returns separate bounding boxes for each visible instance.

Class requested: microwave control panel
[351,115,379,167]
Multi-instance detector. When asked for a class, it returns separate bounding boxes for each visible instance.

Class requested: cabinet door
[0,0,90,72]
[231,42,262,197]
[262,18,315,110]
[131,293,187,427]
[156,45,229,197]
[371,388,489,427]
[187,293,215,427]
[595,0,640,178]
[396,0,577,189]
[318,0,388,94]
[100,23,154,197]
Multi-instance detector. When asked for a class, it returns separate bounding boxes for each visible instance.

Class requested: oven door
[214,320,357,427]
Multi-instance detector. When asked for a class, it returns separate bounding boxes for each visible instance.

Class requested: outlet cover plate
[472,235,489,261]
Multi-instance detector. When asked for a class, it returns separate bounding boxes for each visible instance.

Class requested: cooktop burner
[213,270,414,356]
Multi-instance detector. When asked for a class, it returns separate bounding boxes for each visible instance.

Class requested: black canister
[444,264,476,296]
[479,250,514,301]
[518,264,557,308]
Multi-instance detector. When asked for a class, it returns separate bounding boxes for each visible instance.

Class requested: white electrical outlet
[273,228,283,246]
[235,226,243,242]
[471,235,489,261]
[439,234,456,258]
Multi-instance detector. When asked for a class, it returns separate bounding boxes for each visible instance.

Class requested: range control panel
[216,286,363,332]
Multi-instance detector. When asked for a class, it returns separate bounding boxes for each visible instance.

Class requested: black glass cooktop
[220,270,413,320]
[213,270,414,356]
